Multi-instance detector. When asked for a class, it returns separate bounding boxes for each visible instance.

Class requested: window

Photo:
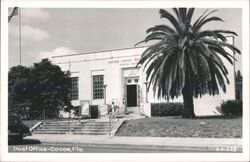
[127,79,131,83]
[93,75,104,99]
[135,79,138,83]
[70,77,79,100]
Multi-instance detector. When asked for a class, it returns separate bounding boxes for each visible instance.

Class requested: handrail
[36,112,44,120]
[30,121,43,132]
[30,113,39,120]
[109,105,119,136]
[30,111,44,120]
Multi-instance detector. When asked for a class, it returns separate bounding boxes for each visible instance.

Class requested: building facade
[52,37,236,117]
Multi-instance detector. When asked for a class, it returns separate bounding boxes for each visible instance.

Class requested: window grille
[70,77,79,100]
[93,75,104,99]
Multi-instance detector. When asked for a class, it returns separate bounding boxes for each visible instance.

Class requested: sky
[8,8,242,71]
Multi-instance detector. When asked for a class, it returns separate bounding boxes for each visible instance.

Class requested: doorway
[126,84,137,107]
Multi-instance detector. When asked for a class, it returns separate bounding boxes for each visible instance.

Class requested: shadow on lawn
[8,138,41,145]
[164,115,242,120]
[193,115,242,119]
[151,115,242,120]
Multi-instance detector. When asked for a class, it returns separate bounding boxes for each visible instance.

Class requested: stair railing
[30,111,44,120]
[109,105,119,136]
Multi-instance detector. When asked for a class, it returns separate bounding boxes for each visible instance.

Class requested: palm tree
[136,8,241,118]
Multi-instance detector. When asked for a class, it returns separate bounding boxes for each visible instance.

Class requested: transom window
[93,75,104,99]
[126,77,139,84]
[70,77,79,100]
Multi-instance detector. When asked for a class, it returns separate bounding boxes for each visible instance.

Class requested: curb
[41,141,242,152]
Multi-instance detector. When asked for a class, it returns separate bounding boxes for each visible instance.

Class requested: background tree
[235,70,242,82]
[8,59,72,119]
[30,59,72,119]
[8,65,32,118]
[136,8,241,118]
[235,70,242,100]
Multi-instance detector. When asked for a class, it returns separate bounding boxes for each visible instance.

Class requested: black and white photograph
[1,0,249,162]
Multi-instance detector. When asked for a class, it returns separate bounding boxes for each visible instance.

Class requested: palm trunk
[182,85,195,118]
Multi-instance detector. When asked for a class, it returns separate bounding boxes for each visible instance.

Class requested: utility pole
[232,36,237,100]
[68,60,71,133]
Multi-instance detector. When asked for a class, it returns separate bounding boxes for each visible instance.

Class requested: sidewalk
[25,134,242,152]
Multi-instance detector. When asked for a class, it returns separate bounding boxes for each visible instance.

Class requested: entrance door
[126,85,137,107]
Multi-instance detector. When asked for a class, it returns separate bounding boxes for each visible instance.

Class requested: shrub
[151,102,184,116]
[90,105,99,119]
[220,100,242,116]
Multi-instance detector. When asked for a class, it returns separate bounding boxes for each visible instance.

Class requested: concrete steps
[33,120,118,135]
[71,121,117,135]
[72,132,108,135]
[33,131,67,134]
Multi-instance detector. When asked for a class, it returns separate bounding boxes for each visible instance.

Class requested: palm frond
[179,8,187,23]
[216,33,227,42]
[197,53,212,81]
[172,8,179,18]
[209,51,226,68]
[159,9,181,34]
[146,24,175,34]
[144,32,168,42]
[194,16,223,33]
[205,39,241,55]
[193,10,218,32]
[212,63,228,92]
[186,8,195,23]
[214,30,238,36]
[194,30,218,40]
[192,9,209,29]
[136,8,241,100]
[210,58,230,84]
[178,47,186,68]
[136,40,168,65]
[134,40,145,46]
[188,51,198,75]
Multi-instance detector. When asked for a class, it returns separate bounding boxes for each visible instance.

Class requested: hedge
[151,102,184,116]
[220,100,242,116]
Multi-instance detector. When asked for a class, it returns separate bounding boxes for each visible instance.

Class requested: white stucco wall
[51,36,236,116]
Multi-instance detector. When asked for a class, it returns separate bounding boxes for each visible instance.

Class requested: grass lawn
[115,116,242,138]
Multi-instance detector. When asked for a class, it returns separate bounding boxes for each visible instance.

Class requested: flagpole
[19,8,21,66]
